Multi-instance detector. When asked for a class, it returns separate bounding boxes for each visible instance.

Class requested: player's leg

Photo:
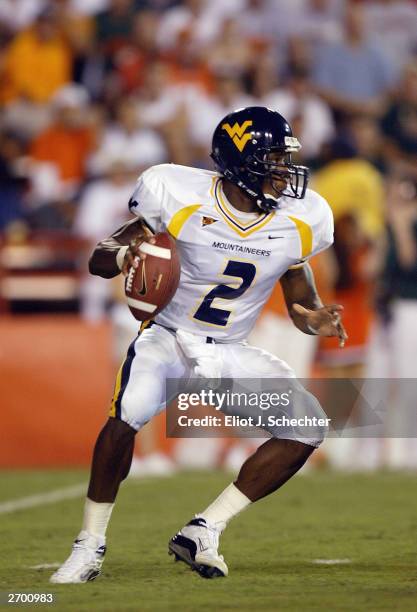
[207,340,325,502]
[87,418,136,503]
[51,324,186,584]
[170,341,326,578]
[49,419,136,585]
[168,438,313,579]
[233,437,313,499]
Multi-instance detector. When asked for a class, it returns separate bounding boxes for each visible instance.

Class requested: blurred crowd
[0,0,417,380]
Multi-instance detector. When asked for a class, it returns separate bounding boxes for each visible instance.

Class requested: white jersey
[129,163,334,342]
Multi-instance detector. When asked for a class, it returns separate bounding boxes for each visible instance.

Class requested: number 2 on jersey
[193,260,256,327]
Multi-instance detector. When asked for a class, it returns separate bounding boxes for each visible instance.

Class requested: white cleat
[168,517,228,578]
[50,531,106,584]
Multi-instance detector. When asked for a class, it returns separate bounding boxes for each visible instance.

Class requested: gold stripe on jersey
[214,179,274,237]
[109,361,124,417]
[140,319,153,333]
[168,204,202,238]
[287,215,313,259]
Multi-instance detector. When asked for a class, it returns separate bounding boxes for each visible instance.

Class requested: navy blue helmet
[211,106,309,212]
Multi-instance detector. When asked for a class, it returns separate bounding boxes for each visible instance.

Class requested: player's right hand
[121,227,156,277]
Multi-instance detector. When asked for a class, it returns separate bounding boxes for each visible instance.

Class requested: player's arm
[88,217,155,279]
[280,263,347,347]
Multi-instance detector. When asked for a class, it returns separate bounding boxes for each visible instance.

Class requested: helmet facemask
[245,147,309,212]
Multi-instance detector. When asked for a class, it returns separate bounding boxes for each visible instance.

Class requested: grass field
[0,469,416,611]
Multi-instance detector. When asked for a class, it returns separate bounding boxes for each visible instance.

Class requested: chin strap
[223,172,281,213]
[255,193,281,213]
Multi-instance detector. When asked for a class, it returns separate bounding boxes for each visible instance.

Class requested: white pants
[109,323,328,447]
[248,312,318,378]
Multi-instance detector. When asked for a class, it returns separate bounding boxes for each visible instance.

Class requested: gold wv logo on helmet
[222,120,253,152]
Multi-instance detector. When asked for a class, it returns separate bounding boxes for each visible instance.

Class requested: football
[124,232,180,321]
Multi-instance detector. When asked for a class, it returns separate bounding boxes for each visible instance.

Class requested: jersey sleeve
[310,195,334,258]
[128,166,166,232]
[289,193,334,269]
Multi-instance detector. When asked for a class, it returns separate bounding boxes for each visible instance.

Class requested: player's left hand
[292,303,348,348]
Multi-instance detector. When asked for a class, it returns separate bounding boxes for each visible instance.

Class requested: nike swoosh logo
[137,261,147,296]
[268,236,284,240]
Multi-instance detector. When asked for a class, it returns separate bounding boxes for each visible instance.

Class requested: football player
[51,106,347,583]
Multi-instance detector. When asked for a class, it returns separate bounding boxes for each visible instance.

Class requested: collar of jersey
[214,178,274,237]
